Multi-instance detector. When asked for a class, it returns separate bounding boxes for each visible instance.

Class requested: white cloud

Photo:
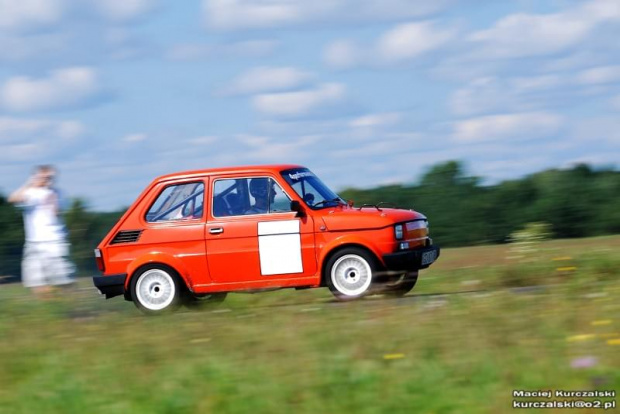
[0,116,85,162]
[234,133,321,161]
[376,22,455,64]
[252,83,346,117]
[612,95,620,111]
[349,113,401,129]
[223,66,313,96]
[204,0,301,31]
[166,40,277,61]
[92,0,156,22]
[202,0,452,31]
[0,117,84,142]
[0,67,101,112]
[0,0,158,30]
[576,65,620,85]
[451,78,507,116]
[450,77,562,116]
[258,112,405,140]
[469,14,589,59]
[510,75,563,92]
[449,72,620,117]
[323,40,360,70]
[329,132,421,159]
[453,112,563,143]
[123,133,148,143]
[56,121,85,139]
[0,0,65,32]
[324,21,455,69]
[468,0,620,59]
[188,136,218,146]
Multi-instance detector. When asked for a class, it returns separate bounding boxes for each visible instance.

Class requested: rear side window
[146,182,204,222]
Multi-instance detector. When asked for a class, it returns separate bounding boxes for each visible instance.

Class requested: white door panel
[258,220,303,275]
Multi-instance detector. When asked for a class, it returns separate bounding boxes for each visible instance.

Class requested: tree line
[1,161,618,279]
[340,161,620,247]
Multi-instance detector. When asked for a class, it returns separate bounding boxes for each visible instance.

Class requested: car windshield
[281,168,344,209]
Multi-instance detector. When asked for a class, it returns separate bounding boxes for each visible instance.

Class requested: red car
[93,165,439,313]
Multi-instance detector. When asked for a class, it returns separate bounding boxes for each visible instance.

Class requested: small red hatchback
[93,165,440,313]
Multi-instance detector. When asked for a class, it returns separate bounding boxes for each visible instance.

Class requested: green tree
[0,196,24,279]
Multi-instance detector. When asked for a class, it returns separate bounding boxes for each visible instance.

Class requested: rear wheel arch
[125,254,193,292]
[125,262,190,301]
[129,263,189,314]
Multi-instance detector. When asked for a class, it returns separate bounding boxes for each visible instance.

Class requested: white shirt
[20,187,67,242]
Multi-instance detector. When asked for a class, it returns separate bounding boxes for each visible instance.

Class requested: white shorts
[22,241,76,288]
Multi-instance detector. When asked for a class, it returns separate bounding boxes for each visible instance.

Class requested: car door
[205,175,317,286]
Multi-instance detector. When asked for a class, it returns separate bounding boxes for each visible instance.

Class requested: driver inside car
[245,178,275,215]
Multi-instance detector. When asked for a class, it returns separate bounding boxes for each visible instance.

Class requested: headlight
[405,220,428,231]
[395,224,403,240]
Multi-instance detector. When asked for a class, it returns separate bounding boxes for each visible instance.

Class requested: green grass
[1,236,619,413]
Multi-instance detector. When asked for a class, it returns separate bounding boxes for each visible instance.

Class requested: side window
[213,179,245,217]
[213,177,291,217]
[270,181,292,212]
[146,182,204,222]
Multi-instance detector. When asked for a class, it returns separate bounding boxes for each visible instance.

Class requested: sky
[0,0,619,211]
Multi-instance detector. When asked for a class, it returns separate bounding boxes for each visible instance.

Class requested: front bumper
[383,245,440,271]
[93,274,126,299]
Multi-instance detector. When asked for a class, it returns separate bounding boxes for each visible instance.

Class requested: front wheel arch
[324,246,382,300]
[320,244,381,287]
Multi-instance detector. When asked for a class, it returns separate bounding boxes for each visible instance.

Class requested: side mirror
[290,200,305,217]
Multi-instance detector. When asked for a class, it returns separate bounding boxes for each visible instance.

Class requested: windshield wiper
[358,202,397,211]
[312,198,345,208]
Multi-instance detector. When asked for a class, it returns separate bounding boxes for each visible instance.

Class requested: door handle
[209,227,224,234]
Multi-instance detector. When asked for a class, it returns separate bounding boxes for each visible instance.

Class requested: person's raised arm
[8,176,34,204]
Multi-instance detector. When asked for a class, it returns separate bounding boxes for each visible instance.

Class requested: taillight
[94,248,105,272]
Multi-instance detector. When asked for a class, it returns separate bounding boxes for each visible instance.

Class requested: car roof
[155,164,306,183]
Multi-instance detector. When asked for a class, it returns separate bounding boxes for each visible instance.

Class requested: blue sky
[0,0,619,210]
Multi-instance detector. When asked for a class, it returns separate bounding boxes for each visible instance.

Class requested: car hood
[319,206,426,231]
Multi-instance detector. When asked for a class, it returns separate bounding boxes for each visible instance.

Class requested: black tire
[385,272,418,297]
[325,247,377,301]
[130,265,183,315]
[183,292,228,309]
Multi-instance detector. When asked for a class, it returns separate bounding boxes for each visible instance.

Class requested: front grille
[110,230,142,244]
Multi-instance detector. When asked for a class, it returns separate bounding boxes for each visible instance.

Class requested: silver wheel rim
[135,269,176,311]
[331,254,372,296]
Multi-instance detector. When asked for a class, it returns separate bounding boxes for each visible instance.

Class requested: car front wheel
[385,272,418,297]
[326,248,376,300]
[131,266,182,314]
[184,292,228,309]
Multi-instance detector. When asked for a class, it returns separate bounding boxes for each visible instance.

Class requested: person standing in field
[8,165,75,297]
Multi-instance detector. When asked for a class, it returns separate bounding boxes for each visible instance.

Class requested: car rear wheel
[326,248,376,300]
[131,266,182,314]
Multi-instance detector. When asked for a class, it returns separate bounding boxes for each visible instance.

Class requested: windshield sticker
[288,171,315,181]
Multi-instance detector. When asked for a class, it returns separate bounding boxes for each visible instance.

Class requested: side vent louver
[110,230,142,244]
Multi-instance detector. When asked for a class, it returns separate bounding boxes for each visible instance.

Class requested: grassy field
[1,236,619,413]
